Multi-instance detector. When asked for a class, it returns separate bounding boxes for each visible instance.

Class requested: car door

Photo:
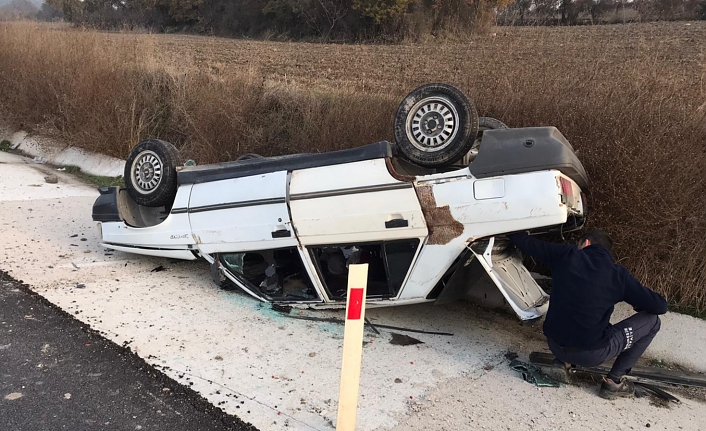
[288,158,427,244]
[288,158,428,301]
[188,170,296,254]
[188,170,325,303]
[468,237,549,321]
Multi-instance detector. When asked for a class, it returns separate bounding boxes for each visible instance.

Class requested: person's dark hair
[579,230,613,251]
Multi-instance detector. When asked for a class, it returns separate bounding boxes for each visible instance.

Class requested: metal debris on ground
[634,382,681,404]
[505,351,519,361]
[509,359,561,387]
[389,333,424,346]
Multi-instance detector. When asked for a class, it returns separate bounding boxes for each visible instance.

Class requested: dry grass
[1,21,705,313]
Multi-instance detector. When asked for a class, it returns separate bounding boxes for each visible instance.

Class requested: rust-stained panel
[415,185,463,245]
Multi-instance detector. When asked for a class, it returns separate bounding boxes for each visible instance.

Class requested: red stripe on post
[347,288,364,320]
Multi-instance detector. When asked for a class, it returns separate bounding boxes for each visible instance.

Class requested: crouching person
[508,230,667,399]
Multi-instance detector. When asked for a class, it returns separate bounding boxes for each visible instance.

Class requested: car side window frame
[307,239,421,302]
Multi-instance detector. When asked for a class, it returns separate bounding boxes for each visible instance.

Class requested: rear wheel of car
[124,139,181,207]
[463,117,510,164]
[393,83,479,167]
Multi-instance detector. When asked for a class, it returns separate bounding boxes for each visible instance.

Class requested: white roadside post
[336,263,369,431]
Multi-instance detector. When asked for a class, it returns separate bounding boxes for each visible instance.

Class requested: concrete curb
[1,128,125,178]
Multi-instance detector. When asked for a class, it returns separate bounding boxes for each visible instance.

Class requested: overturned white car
[92,84,588,321]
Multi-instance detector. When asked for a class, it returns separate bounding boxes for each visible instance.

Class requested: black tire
[236,153,263,161]
[478,117,509,133]
[124,139,180,207]
[393,84,479,167]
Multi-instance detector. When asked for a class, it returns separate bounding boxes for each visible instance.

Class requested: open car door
[468,237,549,321]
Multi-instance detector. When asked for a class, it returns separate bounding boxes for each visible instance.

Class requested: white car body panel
[289,159,428,244]
[100,186,195,248]
[188,171,297,254]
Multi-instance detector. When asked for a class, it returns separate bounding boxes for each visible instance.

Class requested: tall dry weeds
[0,22,704,313]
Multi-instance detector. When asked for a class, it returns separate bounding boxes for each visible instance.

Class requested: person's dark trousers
[548,312,662,380]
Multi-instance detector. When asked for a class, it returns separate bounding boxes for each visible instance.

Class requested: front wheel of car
[393,83,479,167]
[124,139,181,207]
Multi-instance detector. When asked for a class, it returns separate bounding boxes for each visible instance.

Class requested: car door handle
[385,219,409,229]
[271,229,292,238]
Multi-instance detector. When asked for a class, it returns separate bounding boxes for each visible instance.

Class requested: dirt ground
[136,21,706,95]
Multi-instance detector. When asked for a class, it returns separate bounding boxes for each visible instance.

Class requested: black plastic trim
[271,230,292,238]
[469,127,589,191]
[177,141,393,185]
[385,219,409,229]
[92,186,121,222]
[103,242,190,251]
[290,182,412,201]
[188,197,286,214]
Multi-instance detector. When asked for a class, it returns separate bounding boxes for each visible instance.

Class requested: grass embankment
[0,21,704,313]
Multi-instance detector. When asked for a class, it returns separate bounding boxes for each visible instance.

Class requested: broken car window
[310,239,420,300]
[220,248,319,302]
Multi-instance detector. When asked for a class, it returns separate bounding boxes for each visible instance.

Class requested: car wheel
[463,117,510,164]
[124,139,181,207]
[236,153,263,161]
[393,83,479,167]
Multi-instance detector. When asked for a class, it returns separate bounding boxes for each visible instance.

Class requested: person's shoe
[599,376,635,400]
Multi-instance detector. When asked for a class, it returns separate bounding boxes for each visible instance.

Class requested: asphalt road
[0,270,257,431]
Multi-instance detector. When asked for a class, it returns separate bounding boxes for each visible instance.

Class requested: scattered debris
[308,352,317,357]
[394,378,403,383]
[69,234,78,238]
[271,304,292,314]
[71,262,79,270]
[365,317,380,335]
[214,355,223,361]
[0,344,11,350]
[75,283,86,289]
[634,382,680,404]
[80,238,87,242]
[505,351,519,361]
[509,360,560,387]
[530,351,706,388]
[63,393,72,400]
[32,156,47,164]
[4,392,23,401]
[151,265,165,273]
[56,167,66,171]
[390,333,424,346]
[44,174,58,184]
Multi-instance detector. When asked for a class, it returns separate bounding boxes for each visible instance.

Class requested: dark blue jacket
[508,232,668,350]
